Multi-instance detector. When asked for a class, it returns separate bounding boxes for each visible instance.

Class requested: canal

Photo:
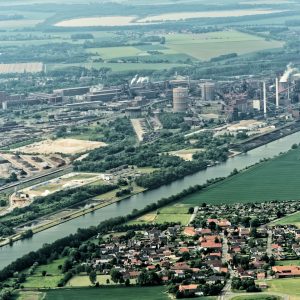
[1,131,300,270]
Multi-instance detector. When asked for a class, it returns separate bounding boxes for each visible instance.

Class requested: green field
[272,212,300,228]
[23,275,63,288]
[231,295,281,300]
[128,204,191,225]
[275,260,300,266]
[181,148,300,205]
[46,29,284,73]
[47,62,187,72]
[87,46,143,59]
[33,258,65,276]
[44,287,169,300]
[264,279,300,300]
[165,30,284,61]
[21,258,65,288]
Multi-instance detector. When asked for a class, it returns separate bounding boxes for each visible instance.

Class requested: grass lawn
[272,212,300,228]
[44,286,169,300]
[264,278,300,300]
[181,148,300,205]
[156,213,190,224]
[159,204,190,214]
[21,258,65,288]
[137,167,159,174]
[128,205,191,225]
[23,275,63,288]
[165,30,283,61]
[275,260,300,266]
[33,258,65,276]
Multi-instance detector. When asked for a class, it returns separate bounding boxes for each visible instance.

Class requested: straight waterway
[1,131,300,270]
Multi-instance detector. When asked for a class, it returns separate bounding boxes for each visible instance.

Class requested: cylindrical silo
[173,87,188,113]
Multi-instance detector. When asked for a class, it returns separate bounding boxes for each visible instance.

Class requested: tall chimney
[263,82,267,116]
[276,77,279,108]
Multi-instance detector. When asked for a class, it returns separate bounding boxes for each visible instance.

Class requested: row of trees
[0,184,117,234]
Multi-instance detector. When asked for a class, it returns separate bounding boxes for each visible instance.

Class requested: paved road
[267,229,273,257]
[219,234,235,300]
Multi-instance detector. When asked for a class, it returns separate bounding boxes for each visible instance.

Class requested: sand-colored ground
[55,9,284,28]
[0,62,43,74]
[137,9,283,22]
[168,148,204,161]
[137,213,157,223]
[131,119,147,142]
[55,16,137,27]
[15,138,107,155]
[20,172,103,199]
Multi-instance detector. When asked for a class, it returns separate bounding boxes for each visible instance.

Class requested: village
[49,200,300,299]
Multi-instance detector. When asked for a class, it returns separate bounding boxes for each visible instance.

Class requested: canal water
[1,131,300,270]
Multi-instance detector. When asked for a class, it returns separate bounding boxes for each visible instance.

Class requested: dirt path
[187,206,198,225]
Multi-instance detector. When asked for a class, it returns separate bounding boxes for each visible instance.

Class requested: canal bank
[1,131,300,270]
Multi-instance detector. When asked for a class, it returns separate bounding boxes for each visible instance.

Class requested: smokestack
[276,77,279,108]
[263,82,267,116]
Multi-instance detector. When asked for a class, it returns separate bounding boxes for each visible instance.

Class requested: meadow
[44,287,170,300]
[272,212,300,228]
[264,278,300,300]
[128,204,191,225]
[21,257,65,288]
[165,30,284,60]
[181,148,300,205]
[47,30,284,72]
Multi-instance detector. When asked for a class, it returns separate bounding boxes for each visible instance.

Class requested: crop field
[87,46,143,59]
[181,148,300,205]
[54,9,283,27]
[44,287,170,300]
[14,138,107,155]
[86,30,283,63]
[272,212,300,228]
[21,172,103,199]
[264,279,300,300]
[67,275,136,286]
[0,62,43,74]
[129,204,191,225]
[165,30,284,60]
[137,9,284,23]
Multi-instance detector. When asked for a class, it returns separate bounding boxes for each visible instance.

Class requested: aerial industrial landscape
[2,0,300,299]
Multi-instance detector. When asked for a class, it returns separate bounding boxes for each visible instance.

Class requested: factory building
[173,87,188,113]
[125,106,142,118]
[2,93,62,110]
[54,86,90,97]
[201,82,216,101]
